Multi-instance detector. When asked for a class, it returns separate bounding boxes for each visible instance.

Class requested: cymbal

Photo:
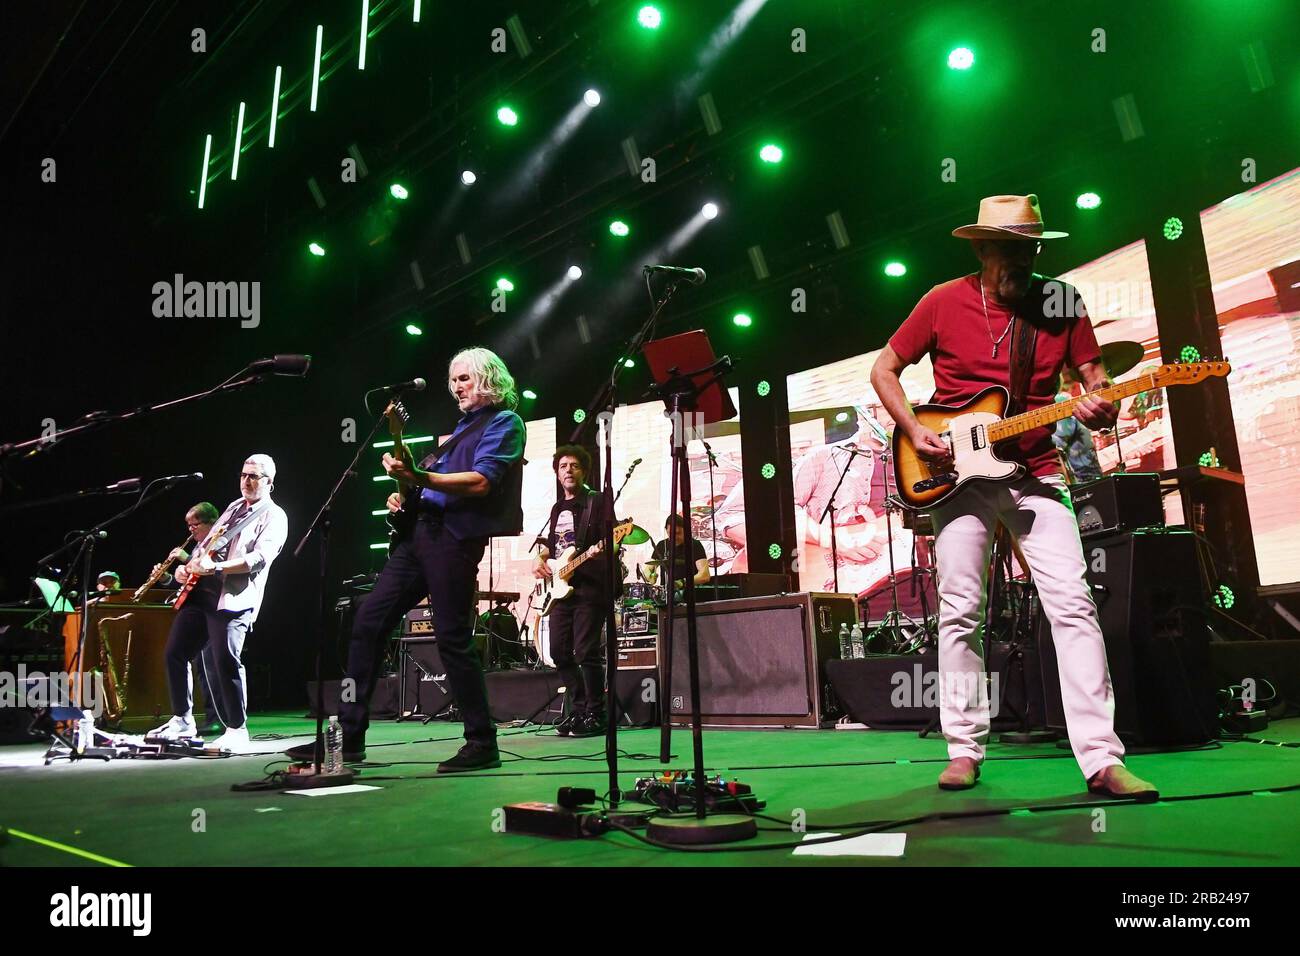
[1099,340,1143,378]
[642,558,662,566]
[622,524,652,546]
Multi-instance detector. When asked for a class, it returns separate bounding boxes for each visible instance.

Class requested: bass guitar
[536,519,635,616]
[891,360,1231,510]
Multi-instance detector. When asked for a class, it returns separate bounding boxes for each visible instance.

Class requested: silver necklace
[980,281,1014,359]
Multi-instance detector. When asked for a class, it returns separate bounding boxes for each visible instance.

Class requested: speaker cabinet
[659,592,856,728]
[1038,530,1217,745]
[398,637,455,719]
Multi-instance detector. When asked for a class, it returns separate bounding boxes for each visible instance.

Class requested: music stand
[642,330,755,844]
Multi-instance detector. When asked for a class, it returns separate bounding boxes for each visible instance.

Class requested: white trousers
[931,474,1124,780]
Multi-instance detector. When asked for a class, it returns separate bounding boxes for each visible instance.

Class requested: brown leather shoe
[1088,764,1159,802]
[937,757,981,790]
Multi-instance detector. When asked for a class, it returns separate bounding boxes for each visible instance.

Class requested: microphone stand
[819,447,868,595]
[702,442,720,601]
[565,273,689,810]
[290,396,405,789]
[0,358,305,463]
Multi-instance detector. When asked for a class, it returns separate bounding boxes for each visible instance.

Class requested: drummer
[645,513,710,592]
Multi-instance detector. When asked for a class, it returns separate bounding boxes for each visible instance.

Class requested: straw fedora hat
[952,194,1068,241]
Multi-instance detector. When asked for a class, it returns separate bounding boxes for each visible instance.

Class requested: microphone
[159,472,204,483]
[248,354,312,376]
[375,377,428,394]
[642,264,707,285]
[100,478,141,495]
[701,440,718,465]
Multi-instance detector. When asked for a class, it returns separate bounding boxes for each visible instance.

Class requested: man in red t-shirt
[870,195,1157,801]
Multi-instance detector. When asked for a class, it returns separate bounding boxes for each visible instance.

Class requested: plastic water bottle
[838,623,851,660]
[76,711,95,754]
[850,623,865,659]
[325,716,342,774]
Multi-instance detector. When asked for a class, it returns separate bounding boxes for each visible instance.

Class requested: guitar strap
[416,411,495,471]
[1007,305,1039,417]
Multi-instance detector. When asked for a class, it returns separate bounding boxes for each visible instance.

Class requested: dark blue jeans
[341,519,493,746]
[164,593,251,728]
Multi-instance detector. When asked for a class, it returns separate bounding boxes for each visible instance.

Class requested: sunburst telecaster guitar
[536,519,636,616]
[892,361,1231,510]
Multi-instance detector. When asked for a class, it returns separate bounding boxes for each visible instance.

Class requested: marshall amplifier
[621,606,653,636]
[1071,473,1164,538]
[658,592,857,728]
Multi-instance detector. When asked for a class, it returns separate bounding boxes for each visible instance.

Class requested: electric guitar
[384,400,421,549]
[891,361,1231,510]
[172,522,228,610]
[536,519,635,615]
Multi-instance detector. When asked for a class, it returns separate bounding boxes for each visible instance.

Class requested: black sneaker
[553,714,576,737]
[284,737,366,763]
[436,742,502,773]
[570,713,608,738]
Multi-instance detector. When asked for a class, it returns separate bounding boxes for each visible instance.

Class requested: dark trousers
[547,593,607,717]
[164,596,252,728]
[341,519,493,746]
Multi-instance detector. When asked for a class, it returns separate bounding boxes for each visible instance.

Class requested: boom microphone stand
[290,390,415,788]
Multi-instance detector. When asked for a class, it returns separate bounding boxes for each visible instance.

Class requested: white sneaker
[207,726,252,753]
[147,715,197,740]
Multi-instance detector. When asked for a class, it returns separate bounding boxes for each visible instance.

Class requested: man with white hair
[287,348,525,773]
[149,454,289,753]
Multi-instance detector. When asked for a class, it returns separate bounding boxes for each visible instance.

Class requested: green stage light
[637,6,662,29]
[268,66,282,148]
[311,25,323,112]
[835,411,850,423]
[369,543,389,550]
[733,312,753,328]
[1076,192,1102,210]
[1198,450,1219,468]
[759,144,784,164]
[761,463,776,479]
[767,543,782,559]
[198,134,212,209]
[948,47,975,70]
[1214,584,1235,610]
[406,324,422,336]
[1181,345,1201,363]
[231,102,246,181]
[609,220,630,237]
[756,380,771,397]
[624,358,635,368]
[496,277,514,292]
[884,261,907,277]
[1163,216,1184,240]
[309,242,326,257]
[389,183,409,200]
[497,106,519,127]
[358,0,370,70]
[522,389,538,400]
[573,409,587,423]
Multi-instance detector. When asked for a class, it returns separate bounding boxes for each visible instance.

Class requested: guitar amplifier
[616,634,657,670]
[1071,473,1164,538]
[658,592,856,728]
[403,604,434,636]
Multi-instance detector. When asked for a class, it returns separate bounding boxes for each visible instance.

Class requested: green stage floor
[3,714,1299,867]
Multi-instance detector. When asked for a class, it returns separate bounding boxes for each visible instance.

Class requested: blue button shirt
[419,405,526,539]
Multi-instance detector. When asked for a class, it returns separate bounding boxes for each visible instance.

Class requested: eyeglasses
[988,239,1043,256]
[240,472,266,481]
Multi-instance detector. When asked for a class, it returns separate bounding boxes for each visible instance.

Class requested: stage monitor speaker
[1038,530,1217,745]
[660,592,855,728]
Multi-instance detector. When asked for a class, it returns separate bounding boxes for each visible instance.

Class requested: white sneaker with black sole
[207,726,253,753]
[147,715,197,740]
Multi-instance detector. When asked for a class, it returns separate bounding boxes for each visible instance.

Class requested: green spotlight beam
[413,0,421,22]
[198,134,212,209]
[268,66,282,148]
[231,102,246,180]
[358,0,369,70]
[311,25,323,111]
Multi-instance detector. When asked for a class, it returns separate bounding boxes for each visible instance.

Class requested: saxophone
[132,534,193,602]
